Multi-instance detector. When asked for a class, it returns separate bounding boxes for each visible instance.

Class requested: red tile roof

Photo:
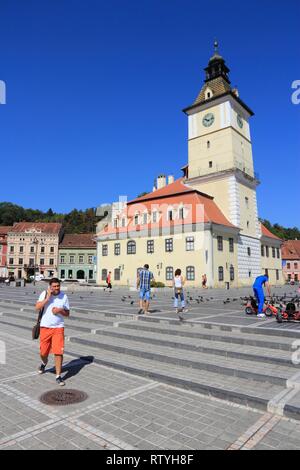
[128,178,198,204]
[260,223,282,240]
[10,222,62,234]
[281,240,300,260]
[0,226,13,235]
[100,178,237,236]
[59,233,96,249]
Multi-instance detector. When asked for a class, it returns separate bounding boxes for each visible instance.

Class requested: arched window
[77,270,85,280]
[218,266,224,281]
[127,240,136,255]
[186,266,195,281]
[102,269,107,281]
[166,266,173,281]
[230,266,234,281]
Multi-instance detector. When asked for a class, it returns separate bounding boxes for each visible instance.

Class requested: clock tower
[183,42,262,285]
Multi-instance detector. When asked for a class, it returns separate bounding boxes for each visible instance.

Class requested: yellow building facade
[96,43,283,288]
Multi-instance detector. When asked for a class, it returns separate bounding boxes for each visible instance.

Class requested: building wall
[97,227,240,288]
[58,248,96,281]
[7,231,60,278]
[261,240,283,285]
[282,260,300,282]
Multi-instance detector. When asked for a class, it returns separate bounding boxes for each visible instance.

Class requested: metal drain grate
[40,389,88,406]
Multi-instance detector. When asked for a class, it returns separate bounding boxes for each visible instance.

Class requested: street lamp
[32,237,38,286]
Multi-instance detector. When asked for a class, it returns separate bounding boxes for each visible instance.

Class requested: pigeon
[130,301,134,305]
[128,295,132,299]
[121,298,125,302]
[80,296,84,300]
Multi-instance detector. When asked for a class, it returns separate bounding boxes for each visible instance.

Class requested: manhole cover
[40,389,88,406]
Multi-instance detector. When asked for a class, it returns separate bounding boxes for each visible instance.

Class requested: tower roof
[183,42,254,116]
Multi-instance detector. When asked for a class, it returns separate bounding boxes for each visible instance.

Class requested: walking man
[35,278,70,386]
[137,264,154,315]
[252,273,271,318]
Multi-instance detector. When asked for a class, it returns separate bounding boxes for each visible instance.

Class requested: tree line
[0,202,98,234]
[0,202,299,239]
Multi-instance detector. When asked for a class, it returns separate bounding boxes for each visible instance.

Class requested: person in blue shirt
[252,273,271,318]
[137,264,155,315]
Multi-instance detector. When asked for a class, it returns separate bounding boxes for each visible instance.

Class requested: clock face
[202,113,215,127]
[237,114,243,128]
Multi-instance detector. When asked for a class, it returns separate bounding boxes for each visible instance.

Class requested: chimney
[157,175,167,189]
[232,87,239,97]
[168,175,174,185]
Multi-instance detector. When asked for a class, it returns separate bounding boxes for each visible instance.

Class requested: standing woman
[173,268,186,320]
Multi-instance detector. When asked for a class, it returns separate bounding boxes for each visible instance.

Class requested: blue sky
[0,0,299,227]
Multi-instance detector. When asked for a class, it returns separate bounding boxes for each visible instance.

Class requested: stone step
[120,320,295,351]
[0,301,136,322]
[63,341,284,412]
[0,316,89,338]
[94,326,295,366]
[68,333,295,386]
[0,310,120,329]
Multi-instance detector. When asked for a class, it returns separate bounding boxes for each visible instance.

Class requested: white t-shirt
[39,291,70,328]
[174,276,183,288]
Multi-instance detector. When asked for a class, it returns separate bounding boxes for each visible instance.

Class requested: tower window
[207,92,211,98]
[247,247,251,256]
[209,161,213,168]
[207,141,210,148]
[247,221,249,228]
[245,197,249,207]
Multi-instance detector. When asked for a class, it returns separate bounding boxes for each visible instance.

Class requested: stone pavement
[0,283,300,450]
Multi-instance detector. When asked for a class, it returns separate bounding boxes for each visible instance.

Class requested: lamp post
[32,237,38,286]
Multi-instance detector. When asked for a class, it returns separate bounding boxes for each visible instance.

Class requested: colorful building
[281,240,300,283]
[0,226,13,278]
[7,222,63,279]
[58,233,97,282]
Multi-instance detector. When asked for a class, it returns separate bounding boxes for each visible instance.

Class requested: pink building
[0,226,13,278]
[281,240,300,283]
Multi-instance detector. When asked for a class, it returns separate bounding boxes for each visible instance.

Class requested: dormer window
[205,88,213,100]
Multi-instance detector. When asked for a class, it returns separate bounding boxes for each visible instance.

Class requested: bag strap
[37,291,47,323]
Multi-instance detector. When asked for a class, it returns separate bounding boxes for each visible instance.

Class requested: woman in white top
[173,268,186,320]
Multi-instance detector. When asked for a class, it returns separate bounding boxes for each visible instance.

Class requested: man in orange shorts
[35,278,70,386]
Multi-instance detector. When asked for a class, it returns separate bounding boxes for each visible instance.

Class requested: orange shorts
[40,328,65,356]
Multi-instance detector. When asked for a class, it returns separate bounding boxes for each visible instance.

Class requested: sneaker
[138,309,144,315]
[38,363,47,374]
[257,313,266,318]
[56,376,65,386]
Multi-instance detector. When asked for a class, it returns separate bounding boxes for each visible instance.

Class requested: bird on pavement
[130,301,134,305]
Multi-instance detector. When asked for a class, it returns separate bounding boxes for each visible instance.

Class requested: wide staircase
[1,300,300,420]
